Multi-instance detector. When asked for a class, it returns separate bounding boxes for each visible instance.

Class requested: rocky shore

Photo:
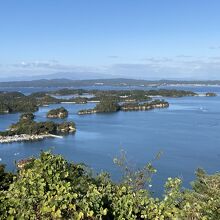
[78,109,97,115]
[78,100,169,115]
[0,134,63,144]
[205,92,217,97]
[47,107,68,119]
[121,102,169,111]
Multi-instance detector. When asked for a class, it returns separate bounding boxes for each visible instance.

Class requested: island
[95,98,120,112]
[78,109,97,115]
[0,89,215,115]
[78,98,120,115]
[120,100,169,111]
[68,97,88,104]
[30,88,199,105]
[0,113,76,143]
[78,99,168,115]
[205,92,217,97]
[47,107,68,119]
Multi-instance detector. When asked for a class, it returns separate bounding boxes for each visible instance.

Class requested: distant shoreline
[1,78,220,88]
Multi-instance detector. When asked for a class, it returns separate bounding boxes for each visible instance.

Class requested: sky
[1,0,220,80]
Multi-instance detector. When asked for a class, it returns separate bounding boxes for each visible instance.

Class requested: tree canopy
[0,151,219,219]
[0,114,76,136]
[47,107,68,119]
[95,98,120,113]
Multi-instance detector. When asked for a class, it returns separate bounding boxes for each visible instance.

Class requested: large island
[78,99,169,115]
[0,113,76,143]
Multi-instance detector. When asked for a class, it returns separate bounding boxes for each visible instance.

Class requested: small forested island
[47,107,68,119]
[95,98,120,112]
[205,92,217,97]
[0,113,76,143]
[67,97,88,104]
[0,151,219,219]
[120,100,169,111]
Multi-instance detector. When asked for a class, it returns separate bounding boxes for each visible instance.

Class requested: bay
[0,86,220,195]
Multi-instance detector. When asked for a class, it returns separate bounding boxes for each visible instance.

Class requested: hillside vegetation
[0,151,219,219]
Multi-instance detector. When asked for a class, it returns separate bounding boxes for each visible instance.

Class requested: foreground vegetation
[0,151,219,219]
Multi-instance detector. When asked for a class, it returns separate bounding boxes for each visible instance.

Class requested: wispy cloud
[107,56,220,79]
[107,56,119,59]
[2,56,220,79]
[141,57,173,63]
[209,46,220,50]
[176,55,193,58]
[6,60,102,74]
[12,60,60,69]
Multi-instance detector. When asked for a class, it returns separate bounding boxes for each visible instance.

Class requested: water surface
[0,86,220,195]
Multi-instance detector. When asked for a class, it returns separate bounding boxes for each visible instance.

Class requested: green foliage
[205,92,217,97]
[0,152,219,219]
[47,107,68,119]
[0,89,199,115]
[20,112,35,121]
[146,89,197,97]
[50,88,86,96]
[0,164,14,191]
[95,98,120,113]
[121,99,169,111]
[0,114,76,136]
[69,97,88,104]
[113,150,161,191]
[37,95,62,105]
[180,169,220,219]
[0,92,38,114]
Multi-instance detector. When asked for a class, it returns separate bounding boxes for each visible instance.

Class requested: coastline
[0,134,63,144]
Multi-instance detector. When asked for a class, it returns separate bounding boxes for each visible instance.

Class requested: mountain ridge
[1,78,220,88]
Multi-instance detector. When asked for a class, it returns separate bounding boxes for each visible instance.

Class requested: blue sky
[1,0,220,79]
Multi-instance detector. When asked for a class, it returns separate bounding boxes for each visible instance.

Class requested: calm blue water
[0,86,220,195]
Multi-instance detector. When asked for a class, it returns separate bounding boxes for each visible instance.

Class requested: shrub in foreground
[0,152,219,219]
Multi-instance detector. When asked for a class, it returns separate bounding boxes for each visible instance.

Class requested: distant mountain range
[0,78,220,88]
[0,72,121,82]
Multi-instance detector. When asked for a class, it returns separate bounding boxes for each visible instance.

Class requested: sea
[0,85,220,196]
